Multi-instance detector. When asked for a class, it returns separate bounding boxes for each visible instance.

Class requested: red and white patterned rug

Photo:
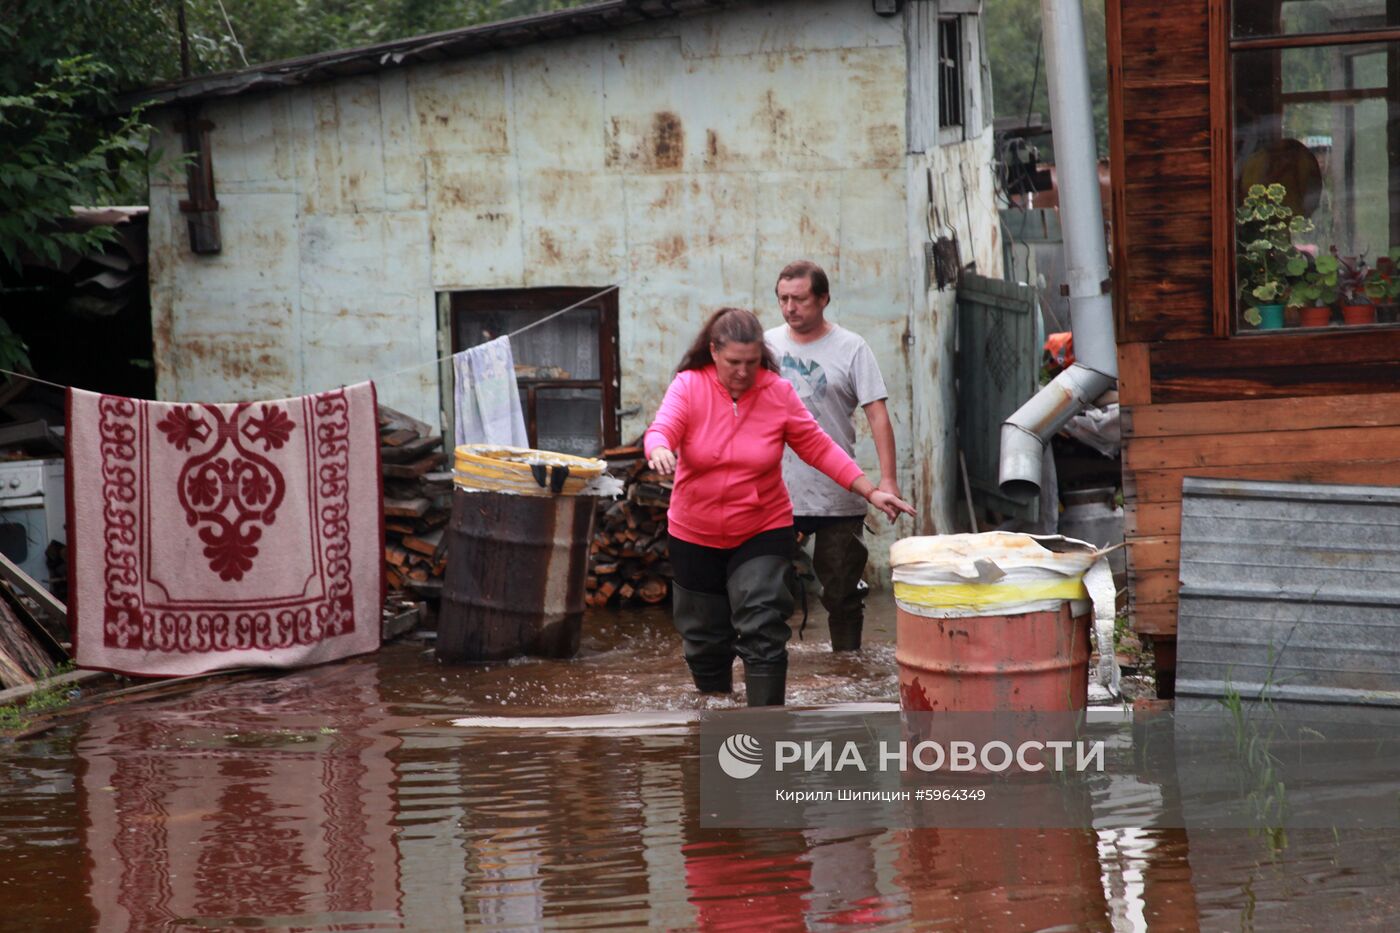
[68,382,384,677]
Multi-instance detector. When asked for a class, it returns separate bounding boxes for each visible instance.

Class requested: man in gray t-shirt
[766,260,903,651]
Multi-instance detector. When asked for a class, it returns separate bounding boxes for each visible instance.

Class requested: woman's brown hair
[675,307,779,374]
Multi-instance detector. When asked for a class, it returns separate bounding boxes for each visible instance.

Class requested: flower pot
[1378,304,1400,324]
[1342,304,1377,325]
[1255,304,1286,329]
[1299,305,1332,328]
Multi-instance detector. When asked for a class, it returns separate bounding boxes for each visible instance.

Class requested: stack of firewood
[586,448,674,608]
[379,406,452,597]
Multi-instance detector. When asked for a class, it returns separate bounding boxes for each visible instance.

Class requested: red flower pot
[1299,305,1332,328]
[1341,304,1377,325]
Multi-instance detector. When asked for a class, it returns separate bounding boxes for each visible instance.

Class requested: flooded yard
[3,600,1400,931]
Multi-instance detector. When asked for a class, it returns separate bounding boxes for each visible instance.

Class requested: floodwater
[3,599,1400,931]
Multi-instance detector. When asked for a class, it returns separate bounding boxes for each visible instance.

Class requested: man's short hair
[776,260,830,298]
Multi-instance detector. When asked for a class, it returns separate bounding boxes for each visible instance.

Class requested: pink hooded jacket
[643,366,865,549]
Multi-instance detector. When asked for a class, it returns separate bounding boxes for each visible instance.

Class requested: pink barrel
[896,603,1089,712]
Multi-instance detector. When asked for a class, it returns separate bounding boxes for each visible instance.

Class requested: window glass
[1233,0,1400,39]
[939,17,964,129]
[1233,41,1400,330]
[535,388,603,457]
[457,307,601,380]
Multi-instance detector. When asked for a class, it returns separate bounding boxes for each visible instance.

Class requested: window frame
[449,287,620,454]
[1211,0,1400,335]
[938,15,967,143]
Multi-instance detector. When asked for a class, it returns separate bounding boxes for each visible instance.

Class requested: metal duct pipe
[998,0,1118,502]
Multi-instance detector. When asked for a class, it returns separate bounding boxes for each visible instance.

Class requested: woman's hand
[648,446,677,475]
[868,489,916,523]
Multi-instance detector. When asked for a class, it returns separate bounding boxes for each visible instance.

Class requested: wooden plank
[0,668,107,707]
[1124,500,1181,537]
[1122,114,1211,152]
[0,551,66,627]
[378,404,434,438]
[1150,328,1400,375]
[1151,365,1400,403]
[1107,0,1129,331]
[1125,535,1180,571]
[1123,391,1400,438]
[1122,147,1212,192]
[384,497,431,518]
[1124,277,1211,310]
[1125,424,1400,471]
[1209,0,1233,337]
[1130,601,1179,636]
[380,428,417,447]
[1132,568,1180,606]
[1121,85,1208,122]
[1116,343,1152,406]
[1127,459,1400,503]
[380,435,442,464]
[1124,208,1211,249]
[0,599,53,687]
[382,452,445,480]
[403,527,445,558]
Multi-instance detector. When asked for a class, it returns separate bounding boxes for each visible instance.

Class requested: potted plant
[1290,253,1338,327]
[1236,183,1313,329]
[1366,250,1400,323]
[1336,253,1377,325]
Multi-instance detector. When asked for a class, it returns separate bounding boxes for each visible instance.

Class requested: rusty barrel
[896,602,1090,712]
[437,487,598,662]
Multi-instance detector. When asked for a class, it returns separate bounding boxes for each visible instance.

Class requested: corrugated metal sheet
[1176,477,1400,707]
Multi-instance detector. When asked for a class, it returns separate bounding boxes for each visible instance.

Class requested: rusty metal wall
[146,0,1002,577]
[1177,477,1400,707]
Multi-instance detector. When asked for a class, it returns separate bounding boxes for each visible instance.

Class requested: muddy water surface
[2,600,1400,931]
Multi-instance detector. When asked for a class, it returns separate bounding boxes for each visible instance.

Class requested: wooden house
[1108,0,1400,695]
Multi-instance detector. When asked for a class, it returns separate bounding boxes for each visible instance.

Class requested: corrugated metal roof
[1176,476,1400,707]
[124,0,740,109]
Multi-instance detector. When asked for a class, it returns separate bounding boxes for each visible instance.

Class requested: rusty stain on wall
[650,112,684,171]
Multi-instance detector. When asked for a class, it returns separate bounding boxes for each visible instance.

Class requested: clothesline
[0,283,622,396]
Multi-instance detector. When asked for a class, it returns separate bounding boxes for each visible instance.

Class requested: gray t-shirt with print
[765,323,888,517]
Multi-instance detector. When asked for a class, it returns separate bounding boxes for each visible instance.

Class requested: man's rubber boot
[727,555,795,706]
[671,582,735,693]
[829,579,868,651]
[828,615,863,652]
[743,659,788,707]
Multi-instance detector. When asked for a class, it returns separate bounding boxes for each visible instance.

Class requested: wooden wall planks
[1109,0,1215,344]
[1121,390,1400,685]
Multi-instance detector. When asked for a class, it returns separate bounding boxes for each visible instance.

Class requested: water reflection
[1,602,1400,930]
[78,666,403,930]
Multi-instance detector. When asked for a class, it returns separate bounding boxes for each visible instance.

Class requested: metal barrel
[437,487,597,663]
[895,603,1090,712]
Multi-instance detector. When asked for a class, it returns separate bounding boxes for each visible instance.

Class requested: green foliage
[985,0,1109,154]
[0,57,155,273]
[1295,252,1338,308]
[1219,649,1291,854]
[175,0,597,74]
[0,661,78,735]
[1236,183,1314,324]
[1366,250,1400,303]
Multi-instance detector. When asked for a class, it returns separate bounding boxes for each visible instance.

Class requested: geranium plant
[1236,183,1314,325]
[1294,253,1339,307]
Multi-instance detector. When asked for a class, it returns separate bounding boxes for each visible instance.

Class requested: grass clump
[0,661,78,734]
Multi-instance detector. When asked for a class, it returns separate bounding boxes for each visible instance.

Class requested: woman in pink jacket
[646,308,914,706]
